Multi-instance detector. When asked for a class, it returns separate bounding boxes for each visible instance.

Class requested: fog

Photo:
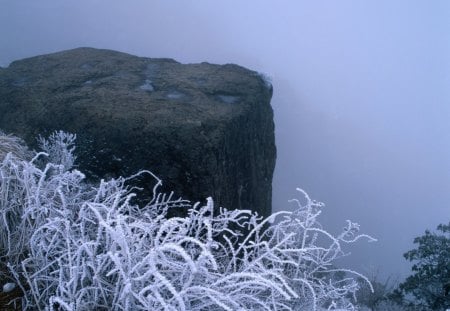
[1,1,449,279]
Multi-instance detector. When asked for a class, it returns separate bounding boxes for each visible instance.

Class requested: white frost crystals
[0,131,376,310]
[257,72,273,90]
[2,282,16,293]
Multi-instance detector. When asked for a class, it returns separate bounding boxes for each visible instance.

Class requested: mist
[1,0,449,279]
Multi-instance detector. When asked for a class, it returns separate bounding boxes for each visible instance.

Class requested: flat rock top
[0,48,276,216]
[0,48,271,137]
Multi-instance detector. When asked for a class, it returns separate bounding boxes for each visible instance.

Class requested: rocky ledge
[0,48,276,217]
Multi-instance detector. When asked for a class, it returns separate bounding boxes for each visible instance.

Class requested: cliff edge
[0,48,276,217]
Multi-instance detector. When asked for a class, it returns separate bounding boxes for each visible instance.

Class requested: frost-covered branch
[0,131,375,310]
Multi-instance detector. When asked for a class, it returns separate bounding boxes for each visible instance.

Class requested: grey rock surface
[0,48,276,217]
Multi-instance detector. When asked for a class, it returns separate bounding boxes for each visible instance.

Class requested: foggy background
[1,1,449,279]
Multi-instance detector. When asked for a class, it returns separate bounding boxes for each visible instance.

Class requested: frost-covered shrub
[0,131,31,162]
[0,131,375,310]
[37,131,77,171]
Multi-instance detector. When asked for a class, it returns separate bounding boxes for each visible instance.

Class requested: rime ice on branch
[0,131,375,310]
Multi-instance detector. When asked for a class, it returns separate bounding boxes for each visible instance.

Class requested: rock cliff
[0,48,276,217]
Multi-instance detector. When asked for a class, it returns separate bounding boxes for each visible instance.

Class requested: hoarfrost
[0,131,375,310]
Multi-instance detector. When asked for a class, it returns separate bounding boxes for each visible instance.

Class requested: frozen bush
[38,131,77,171]
[0,131,375,310]
[0,131,31,162]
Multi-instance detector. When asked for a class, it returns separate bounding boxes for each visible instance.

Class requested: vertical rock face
[0,48,276,217]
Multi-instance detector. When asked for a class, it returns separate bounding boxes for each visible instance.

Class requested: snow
[2,282,16,293]
[139,79,154,91]
[167,90,185,99]
[217,94,238,104]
